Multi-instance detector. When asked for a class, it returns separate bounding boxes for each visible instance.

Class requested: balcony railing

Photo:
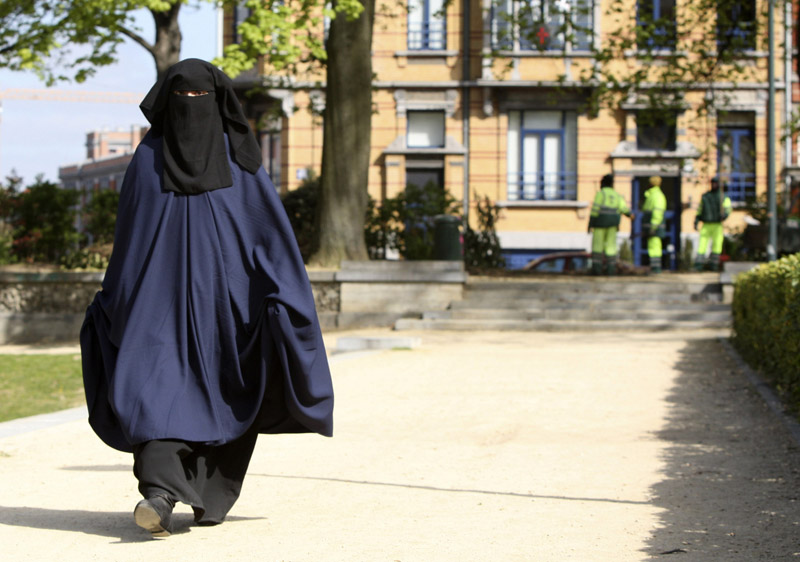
[408,20,446,50]
[725,172,756,203]
[507,171,578,201]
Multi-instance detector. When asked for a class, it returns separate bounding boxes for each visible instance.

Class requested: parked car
[521,251,590,273]
[521,251,649,275]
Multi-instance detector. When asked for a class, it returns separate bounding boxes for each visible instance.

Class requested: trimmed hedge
[732,253,800,413]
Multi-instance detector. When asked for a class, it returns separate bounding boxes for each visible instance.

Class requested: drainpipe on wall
[784,0,793,207]
[768,0,777,262]
[216,6,224,59]
[462,0,471,229]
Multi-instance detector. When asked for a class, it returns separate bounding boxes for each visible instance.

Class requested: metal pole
[785,0,793,170]
[0,99,3,180]
[462,0,471,230]
[785,0,793,219]
[767,0,777,261]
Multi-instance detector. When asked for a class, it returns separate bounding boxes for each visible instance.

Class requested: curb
[719,337,800,447]
[0,348,381,440]
[0,406,86,440]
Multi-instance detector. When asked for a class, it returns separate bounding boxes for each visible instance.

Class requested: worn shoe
[134,495,174,537]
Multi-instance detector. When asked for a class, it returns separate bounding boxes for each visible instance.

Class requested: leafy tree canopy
[0,0,188,84]
[213,0,365,78]
[0,0,367,85]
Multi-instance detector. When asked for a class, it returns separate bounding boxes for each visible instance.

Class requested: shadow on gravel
[0,506,262,542]
[250,473,650,505]
[643,338,800,560]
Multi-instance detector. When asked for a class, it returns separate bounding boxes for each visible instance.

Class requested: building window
[232,4,252,44]
[406,165,444,191]
[717,0,756,52]
[637,0,676,50]
[408,0,446,50]
[407,111,445,148]
[492,0,593,52]
[636,110,677,151]
[717,112,756,202]
[507,110,578,201]
[260,130,282,190]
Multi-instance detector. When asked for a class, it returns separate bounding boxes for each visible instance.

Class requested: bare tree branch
[117,25,156,56]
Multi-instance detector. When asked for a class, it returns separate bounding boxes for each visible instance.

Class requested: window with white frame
[492,0,593,52]
[408,0,446,50]
[507,110,577,201]
[407,111,446,148]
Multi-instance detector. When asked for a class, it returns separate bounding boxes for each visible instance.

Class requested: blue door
[631,176,682,270]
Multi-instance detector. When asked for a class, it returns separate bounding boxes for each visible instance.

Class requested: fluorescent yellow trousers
[696,222,724,271]
[591,226,618,274]
[592,226,618,256]
[698,223,724,255]
[647,235,662,259]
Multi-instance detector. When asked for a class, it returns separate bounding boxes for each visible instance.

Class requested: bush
[677,238,694,271]
[280,171,320,262]
[618,239,633,264]
[59,246,111,270]
[8,177,80,263]
[282,177,503,266]
[367,182,460,260]
[732,253,800,414]
[464,195,505,270]
[0,174,22,264]
[390,182,460,260]
[83,188,119,245]
[365,195,396,260]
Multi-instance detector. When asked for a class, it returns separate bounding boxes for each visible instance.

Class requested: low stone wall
[0,261,466,344]
[321,260,465,329]
[0,271,103,345]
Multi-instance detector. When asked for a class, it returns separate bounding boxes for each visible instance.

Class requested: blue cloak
[80,132,333,453]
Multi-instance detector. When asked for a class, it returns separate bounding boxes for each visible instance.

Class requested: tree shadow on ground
[0,505,262,543]
[644,338,800,560]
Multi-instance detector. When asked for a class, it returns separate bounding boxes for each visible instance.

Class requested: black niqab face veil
[140,59,263,194]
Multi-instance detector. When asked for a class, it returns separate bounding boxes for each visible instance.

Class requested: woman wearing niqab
[80,59,334,537]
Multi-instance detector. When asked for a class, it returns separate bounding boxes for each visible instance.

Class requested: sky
[0,3,219,184]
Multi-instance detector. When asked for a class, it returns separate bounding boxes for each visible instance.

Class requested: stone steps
[449,293,719,307]
[394,275,730,332]
[395,317,730,332]
[449,298,725,310]
[423,307,731,323]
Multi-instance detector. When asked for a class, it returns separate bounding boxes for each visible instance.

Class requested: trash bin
[433,214,462,260]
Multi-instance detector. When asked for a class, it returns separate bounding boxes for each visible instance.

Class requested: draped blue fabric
[81,132,333,453]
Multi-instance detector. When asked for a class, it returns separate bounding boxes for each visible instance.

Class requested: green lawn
[0,354,85,422]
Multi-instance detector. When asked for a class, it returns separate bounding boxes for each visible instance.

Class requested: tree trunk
[151,3,182,81]
[309,0,375,267]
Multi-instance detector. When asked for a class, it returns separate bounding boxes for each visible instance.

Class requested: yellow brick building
[227,0,788,269]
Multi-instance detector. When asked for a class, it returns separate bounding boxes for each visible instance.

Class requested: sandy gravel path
[0,329,798,561]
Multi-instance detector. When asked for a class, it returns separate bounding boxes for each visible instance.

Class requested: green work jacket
[590,187,630,228]
[696,190,732,224]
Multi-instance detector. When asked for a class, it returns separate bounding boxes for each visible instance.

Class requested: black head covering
[140,58,262,194]
[600,174,614,188]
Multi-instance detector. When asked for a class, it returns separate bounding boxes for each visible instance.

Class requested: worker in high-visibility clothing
[588,174,632,275]
[641,176,668,274]
[694,177,732,271]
